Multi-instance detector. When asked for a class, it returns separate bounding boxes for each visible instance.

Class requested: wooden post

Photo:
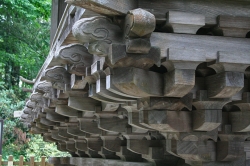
[30,156,34,166]
[19,155,23,166]
[41,156,46,166]
[8,156,13,166]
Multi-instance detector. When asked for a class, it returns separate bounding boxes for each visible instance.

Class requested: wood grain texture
[66,0,138,15]
[68,96,100,112]
[217,15,250,37]
[112,67,163,97]
[138,0,250,25]
[137,93,192,111]
[165,11,205,34]
[140,110,191,132]
[206,72,244,98]
[108,44,161,69]
[193,109,222,131]
[216,141,244,161]
[151,32,250,59]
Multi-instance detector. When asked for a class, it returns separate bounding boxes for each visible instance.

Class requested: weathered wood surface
[20,1,250,166]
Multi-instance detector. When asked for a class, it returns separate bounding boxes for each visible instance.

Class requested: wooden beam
[66,0,138,15]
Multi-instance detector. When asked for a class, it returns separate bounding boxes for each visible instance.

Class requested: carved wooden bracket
[108,44,161,69]
[44,66,71,85]
[124,8,155,54]
[229,103,250,132]
[214,15,250,37]
[216,141,244,161]
[207,51,250,98]
[140,110,192,132]
[167,140,216,162]
[162,48,206,97]
[165,11,205,34]
[30,92,43,102]
[192,90,230,131]
[72,16,123,57]
[55,44,93,76]
[26,100,37,109]
[137,93,192,111]
[68,96,101,112]
[78,118,102,135]
[112,67,163,97]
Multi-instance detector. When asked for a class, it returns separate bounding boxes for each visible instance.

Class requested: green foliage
[26,135,71,161]
[0,88,28,160]
[0,85,70,160]
[0,0,70,161]
[0,0,51,89]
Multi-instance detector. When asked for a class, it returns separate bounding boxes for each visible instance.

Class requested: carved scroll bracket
[72,16,123,57]
[44,66,71,90]
[55,44,93,76]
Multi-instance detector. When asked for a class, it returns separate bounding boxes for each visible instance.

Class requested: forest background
[0,0,70,161]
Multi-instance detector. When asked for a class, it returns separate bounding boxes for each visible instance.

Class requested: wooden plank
[50,0,59,46]
[151,32,250,59]
[19,156,23,166]
[66,0,138,15]
[166,11,205,34]
[8,156,13,166]
[0,155,2,166]
[138,0,250,25]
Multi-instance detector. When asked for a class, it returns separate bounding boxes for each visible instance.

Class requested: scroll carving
[55,44,93,76]
[36,81,52,93]
[44,66,71,84]
[72,16,123,56]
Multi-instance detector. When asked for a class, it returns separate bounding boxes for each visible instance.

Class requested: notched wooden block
[98,117,128,133]
[164,69,195,97]
[229,103,250,132]
[193,109,222,131]
[216,15,250,38]
[165,11,205,34]
[166,140,216,162]
[216,141,244,161]
[162,48,206,97]
[109,44,161,69]
[71,74,86,89]
[206,71,244,98]
[68,96,100,112]
[112,67,163,97]
[137,93,192,110]
[140,110,191,132]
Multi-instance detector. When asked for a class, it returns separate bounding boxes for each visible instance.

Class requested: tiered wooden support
[19,0,250,166]
[0,156,51,166]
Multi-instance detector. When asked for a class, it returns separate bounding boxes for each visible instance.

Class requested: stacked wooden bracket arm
[20,1,250,166]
